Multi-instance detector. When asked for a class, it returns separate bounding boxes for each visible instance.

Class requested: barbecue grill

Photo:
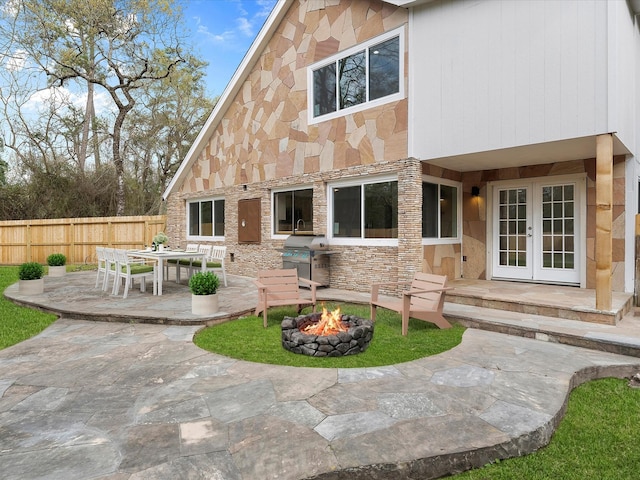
[279,235,336,287]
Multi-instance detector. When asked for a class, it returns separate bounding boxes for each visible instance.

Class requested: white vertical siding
[609,0,637,152]
[409,0,613,160]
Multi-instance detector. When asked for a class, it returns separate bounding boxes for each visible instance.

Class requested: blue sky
[184,0,278,97]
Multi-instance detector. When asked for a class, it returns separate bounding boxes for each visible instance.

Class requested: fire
[302,306,348,336]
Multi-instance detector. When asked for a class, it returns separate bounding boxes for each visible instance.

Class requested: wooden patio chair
[370,272,453,336]
[254,269,320,328]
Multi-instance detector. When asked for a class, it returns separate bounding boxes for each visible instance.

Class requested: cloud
[4,49,27,72]
[25,85,113,117]
[191,0,277,47]
[236,17,253,37]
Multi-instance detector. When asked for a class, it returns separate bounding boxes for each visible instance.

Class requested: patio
[4,270,640,357]
[2,271,640,479]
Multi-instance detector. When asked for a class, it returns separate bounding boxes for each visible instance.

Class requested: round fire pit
[281,312,374,357]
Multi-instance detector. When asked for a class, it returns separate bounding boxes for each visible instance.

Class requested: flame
[302,306,348,336]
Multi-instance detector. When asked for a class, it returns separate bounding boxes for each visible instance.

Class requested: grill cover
[283,235,329,251]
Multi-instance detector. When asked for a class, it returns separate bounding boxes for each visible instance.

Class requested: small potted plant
[46,253,67,277]
[18,262,45,295]
[153,232,169,252]
[189,271,220,315]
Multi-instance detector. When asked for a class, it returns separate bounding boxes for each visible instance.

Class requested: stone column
[595,134,613,311]
[397,158,423,284]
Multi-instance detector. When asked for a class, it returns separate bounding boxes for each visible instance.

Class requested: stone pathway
[1,318,638,479]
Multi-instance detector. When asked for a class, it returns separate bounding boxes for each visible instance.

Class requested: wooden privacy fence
[0,215,166,265]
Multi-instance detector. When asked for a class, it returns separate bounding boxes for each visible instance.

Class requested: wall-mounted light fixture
[471,186,480,197]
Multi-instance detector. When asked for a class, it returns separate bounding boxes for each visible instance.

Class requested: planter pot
[19,278,44,295]
[48,265,66,277]
[192,293,219,315]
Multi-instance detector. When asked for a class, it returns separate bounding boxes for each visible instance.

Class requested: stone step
[445,289,631,326]
[444,302,640,358]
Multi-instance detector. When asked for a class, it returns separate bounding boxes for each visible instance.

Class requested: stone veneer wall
[165,0,411,293]
[178,0,408,194]
[420,164,464,280]
[166,159,423,292]
[457,157,627,291]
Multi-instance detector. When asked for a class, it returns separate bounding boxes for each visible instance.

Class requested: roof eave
[162,0,295,201]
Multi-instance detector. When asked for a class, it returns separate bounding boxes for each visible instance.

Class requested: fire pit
[281,307,374,357]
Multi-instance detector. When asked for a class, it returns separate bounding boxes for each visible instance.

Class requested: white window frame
[327,174,398,246]
[186,197,225,241]
[307,26,405,125]
[271,185,314,239]
[421,175,462,245]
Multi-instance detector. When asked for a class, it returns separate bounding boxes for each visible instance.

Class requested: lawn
[194,302,466,368]
[0,266,57,349]
[450,377,640,480]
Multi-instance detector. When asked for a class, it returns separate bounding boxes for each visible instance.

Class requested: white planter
[158,244,165,252]
[19,278,44,295]
[48,265,66,277]
[192,293,219,315]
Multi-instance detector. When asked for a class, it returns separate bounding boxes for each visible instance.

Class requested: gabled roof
[162,0,295,200]
[162,0,417,200]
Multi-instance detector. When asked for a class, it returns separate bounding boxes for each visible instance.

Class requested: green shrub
[46,253,67,266]
[18,262,44,280]
[189,271,220,295]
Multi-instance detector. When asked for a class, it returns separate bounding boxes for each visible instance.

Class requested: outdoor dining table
[128,249,206,296]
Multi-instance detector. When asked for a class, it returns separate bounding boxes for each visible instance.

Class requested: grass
[451,377,640,480]
[194,302,466,368]
[0,266,57,349]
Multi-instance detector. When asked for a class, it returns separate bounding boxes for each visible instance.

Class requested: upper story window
[187,198,225,239]
[273,187,314,236]
[329,175,398,245]
[308,27,404,124]
[422,177,461,243]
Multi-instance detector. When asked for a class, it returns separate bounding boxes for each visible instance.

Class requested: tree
[4,0,191,215]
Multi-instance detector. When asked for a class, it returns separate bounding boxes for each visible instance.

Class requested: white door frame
[486,173,587,287]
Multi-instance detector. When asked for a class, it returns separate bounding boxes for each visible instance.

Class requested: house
[163,0,640,310]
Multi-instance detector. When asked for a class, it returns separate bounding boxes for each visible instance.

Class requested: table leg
[157,258,164,295]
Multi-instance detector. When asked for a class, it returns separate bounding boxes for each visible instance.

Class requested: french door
[492,177,583,285]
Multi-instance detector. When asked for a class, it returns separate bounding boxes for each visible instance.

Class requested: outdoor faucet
[296,219,305,232]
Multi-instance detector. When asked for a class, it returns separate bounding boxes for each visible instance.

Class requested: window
[309,27,403,123]
[422,179,460,241]
[188,198,225,238]
[330,177,398,242]
[273,188,313,235]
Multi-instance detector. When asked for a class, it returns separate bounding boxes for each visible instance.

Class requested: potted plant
[189,271,220,315]
[46,253,67,277]
[18,262,45,295]
[153,232,169,252]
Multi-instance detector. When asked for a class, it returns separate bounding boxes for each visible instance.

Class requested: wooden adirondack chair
[254,269,320,328]
[370,272,453,336]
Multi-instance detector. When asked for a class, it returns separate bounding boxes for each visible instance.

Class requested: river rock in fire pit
[281,312,374,357]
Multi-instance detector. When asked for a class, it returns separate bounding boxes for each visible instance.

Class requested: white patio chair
[186,244,213,279]
[204,245,228,287]
[112,248,157,299]
[168,243,199,283]
[102,248,118,292]
[94,247,106,288]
